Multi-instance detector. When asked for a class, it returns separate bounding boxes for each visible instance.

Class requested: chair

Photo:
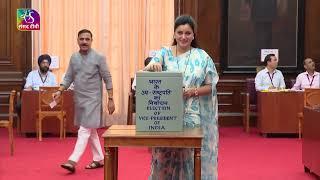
[298,88,320,138]
[256,66,265,73]
[15,91,21,133]
[36,87,66,141]
[242,78,258,133]
[289,79,296,89]
[0,90,16,156]
[127,78,135,125]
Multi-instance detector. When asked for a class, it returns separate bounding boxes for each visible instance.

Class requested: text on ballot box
[136,72,184,132]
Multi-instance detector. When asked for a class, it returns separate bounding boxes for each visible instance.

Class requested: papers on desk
[260,89,294,92]
[290,89,304,92]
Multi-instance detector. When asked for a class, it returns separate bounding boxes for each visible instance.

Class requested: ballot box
[135,72,183,131]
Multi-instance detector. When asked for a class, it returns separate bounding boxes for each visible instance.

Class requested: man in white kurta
[53,29,115,173]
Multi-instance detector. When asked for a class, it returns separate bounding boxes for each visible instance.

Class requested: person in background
[291,58,319,90]
[53,29,115,173]
[144,15,219,180]
[131,57,152,91]
[24,54,57,90]
[255,53,285,91]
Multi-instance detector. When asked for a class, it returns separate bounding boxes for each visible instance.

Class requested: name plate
[136,72,184,132]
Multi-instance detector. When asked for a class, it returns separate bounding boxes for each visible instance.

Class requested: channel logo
[17,8,40,31]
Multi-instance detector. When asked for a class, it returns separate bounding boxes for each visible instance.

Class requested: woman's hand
[144,63,162,72]
[183,88,196,99]
[183,85,211,99]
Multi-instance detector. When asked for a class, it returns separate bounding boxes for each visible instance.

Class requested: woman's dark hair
[172,15,198,48]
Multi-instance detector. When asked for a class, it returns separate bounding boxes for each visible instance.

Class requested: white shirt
[291,71,320,90]
[24,70,57,90]
[255,68,286,91]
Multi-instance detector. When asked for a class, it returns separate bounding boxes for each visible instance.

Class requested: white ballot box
[136,72,184,132]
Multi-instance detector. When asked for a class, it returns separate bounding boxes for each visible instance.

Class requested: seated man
[291,58,319,90]
[255,54,286,91]
[24,54,57,90]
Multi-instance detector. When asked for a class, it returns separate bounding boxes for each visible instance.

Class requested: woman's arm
[183,84,212,99]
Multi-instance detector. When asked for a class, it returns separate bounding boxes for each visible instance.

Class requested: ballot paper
[49,100,57,109]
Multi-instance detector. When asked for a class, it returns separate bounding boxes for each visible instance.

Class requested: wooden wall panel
[304,0,320,70]
[0,0,9,58]
[0,0,11,64]
[196,0,221,64]
[175,0,221,70]
[0,0,31,84]
[217,79,246,126]
[0,0,31,116]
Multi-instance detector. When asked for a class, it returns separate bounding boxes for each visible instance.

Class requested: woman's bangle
[194,88,199,97]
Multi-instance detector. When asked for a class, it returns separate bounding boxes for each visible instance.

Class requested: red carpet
[0,127,317,180]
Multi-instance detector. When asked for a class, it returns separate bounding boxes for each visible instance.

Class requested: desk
[21,90,77,134]
[102,125,203,180]
[302,107,320,176]
[257,91,304,134]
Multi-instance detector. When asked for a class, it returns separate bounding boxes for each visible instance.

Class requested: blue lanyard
[306,74,315,87]
[267,72,275,87]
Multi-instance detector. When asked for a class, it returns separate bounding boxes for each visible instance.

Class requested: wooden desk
[21,90,77,134]
[102,125,203,180]
[302,107,320,176]
[257,91,304,134]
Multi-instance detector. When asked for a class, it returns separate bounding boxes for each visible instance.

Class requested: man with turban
[24,54,57,90]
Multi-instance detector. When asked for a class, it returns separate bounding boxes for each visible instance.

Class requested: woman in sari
[144,15,219,180]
